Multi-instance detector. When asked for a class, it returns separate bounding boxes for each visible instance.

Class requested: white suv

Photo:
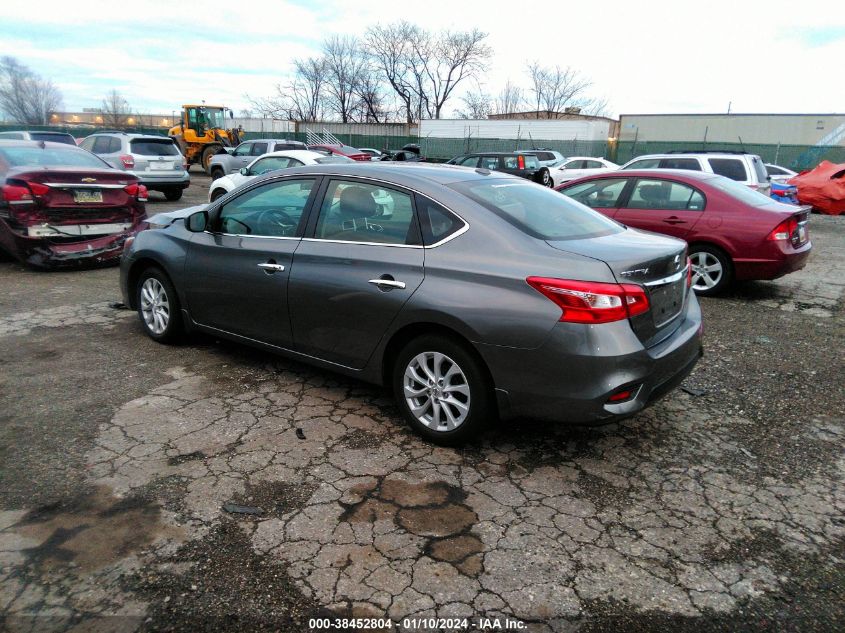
[621,151,771,195]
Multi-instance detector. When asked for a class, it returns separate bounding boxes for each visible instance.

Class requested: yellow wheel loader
[168,104,242,171]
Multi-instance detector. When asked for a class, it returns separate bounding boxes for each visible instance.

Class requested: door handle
[257,262,285,272]
[663,216,687,225]
[368,278,406,290]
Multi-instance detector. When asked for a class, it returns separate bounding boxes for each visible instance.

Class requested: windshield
[0,145,111,170]
[450,178,623,240]
[708,174,781,207]
[198,107,226,129]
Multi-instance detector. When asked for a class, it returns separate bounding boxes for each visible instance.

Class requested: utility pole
[727,101,732,114]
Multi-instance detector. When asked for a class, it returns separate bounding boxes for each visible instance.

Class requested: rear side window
[562,178,629,208]
[416,196,464,245]
[91,136,113,154]
[251,142,268,155]
[130,140,179,156]
[451,179,622,240]
[708,158,747,181]
[535,152,555,161]
[480,156,500,170]
[766,165,787,176]
[661,157,701,171]
[582,160,605,169]
[628,179,705,211]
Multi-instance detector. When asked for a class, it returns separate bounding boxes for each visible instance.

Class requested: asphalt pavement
[0,171,843,632]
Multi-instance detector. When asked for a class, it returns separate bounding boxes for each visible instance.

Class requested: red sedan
[557,170,811,295]
[307,144,371,162]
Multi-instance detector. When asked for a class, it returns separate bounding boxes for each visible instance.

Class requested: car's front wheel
[210,187,228,202]
[689,245,732,296]
[136,267,183,343]
[164,188,183,201]
[392,334,493,445]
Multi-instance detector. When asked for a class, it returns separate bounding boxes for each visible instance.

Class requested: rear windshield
[30,132,76,145]
[0,146,110,169]
[450,178,623,240]
[339,145,361,154]
[315,156,354,164]
[751,155,768,183]
[708,175,779,207]
[130,139,180,156]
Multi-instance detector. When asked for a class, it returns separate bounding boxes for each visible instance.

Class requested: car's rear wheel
[392,334,493,445]
[210,188,227,202]
[689,245,732,296]
[164,188,183,201]
[538,168,552,187]
[136,267,182,343]
[210,167,224,181]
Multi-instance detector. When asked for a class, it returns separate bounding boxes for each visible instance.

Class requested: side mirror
[185,210,209,232]
[239,167,249,176]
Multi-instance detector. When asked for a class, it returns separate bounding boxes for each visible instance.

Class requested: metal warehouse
[420,117,616,141]
[619,113,845,146]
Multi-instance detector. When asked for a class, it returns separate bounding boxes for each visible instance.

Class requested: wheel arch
[126,256,176,310]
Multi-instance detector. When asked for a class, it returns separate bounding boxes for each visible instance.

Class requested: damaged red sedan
[0,140,148,268]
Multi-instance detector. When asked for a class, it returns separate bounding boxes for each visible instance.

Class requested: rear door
[559,177,631,219]
[288,177,425,368]
[615,177,705,239]
[184,177,318,347]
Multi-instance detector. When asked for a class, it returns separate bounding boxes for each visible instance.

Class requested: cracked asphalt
[0,174,843,632]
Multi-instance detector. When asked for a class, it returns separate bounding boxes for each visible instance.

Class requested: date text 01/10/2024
[308,617,527,630]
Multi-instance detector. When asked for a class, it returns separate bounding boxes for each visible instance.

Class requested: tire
[201,145,222,171]
[210,188,227,202]
[210,167,224,181]
[689,245,732,296]
[537,168,552,187]
[136,267,183,343]
[392,334,494,445]
[164,188,183,201]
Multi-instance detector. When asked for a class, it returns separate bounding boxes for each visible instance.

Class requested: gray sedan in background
[120,164,702,444]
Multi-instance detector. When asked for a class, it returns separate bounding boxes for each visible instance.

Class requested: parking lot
[0,172,843,632]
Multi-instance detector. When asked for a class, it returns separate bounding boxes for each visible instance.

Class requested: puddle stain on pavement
[340,478,484,576]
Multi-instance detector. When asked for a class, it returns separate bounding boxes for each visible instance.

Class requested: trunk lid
[6,167,142,229]
[547,227,689,346]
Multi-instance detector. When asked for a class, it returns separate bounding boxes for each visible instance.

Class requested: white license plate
[149,162,172,171]
[73,190,103,203]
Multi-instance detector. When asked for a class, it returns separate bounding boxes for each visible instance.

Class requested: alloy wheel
[140,278,170,335]
[690,251,723,291]
[403,351,471,431]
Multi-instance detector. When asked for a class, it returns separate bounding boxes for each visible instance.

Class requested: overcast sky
[3,0,844,118]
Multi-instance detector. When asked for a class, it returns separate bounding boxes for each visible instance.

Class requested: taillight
[768,216,797,241]
[526,277,650,324]
[518,155,525,169]
[124,183,148,201]
[27,182,49,196]
[2,184,35,204]
[120,154,135,168]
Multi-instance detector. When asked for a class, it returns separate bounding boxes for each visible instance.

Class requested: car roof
[463,151,540,156]
[565,168,720,183]
[0,139,83,148]
[564,156,609,161]
[627,152,758,160]
[253,161,521,189]
[0,130,73,136]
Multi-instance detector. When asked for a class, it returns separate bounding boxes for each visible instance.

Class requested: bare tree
[526,62,592,117]
[101,89,131,128]
[0,56,62,125]
[322,35,368,123]
[494,80,524,115]
[248,56,327,122]
[456,86,491,119]
[367,22,492,122]
[354,66,389,123]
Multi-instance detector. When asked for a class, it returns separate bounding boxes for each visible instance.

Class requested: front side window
[452,179,622,240]
[562,178,629,209]
[217,178,314,238]
[314,179,420,245]
[249,156,291,175]
[708,158,748,181]
[233,143,252,156]
[661,157,702,171]
[627,179,705,211]
[623,158,661,169]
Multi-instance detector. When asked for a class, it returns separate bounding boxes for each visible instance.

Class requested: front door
[184,177,318,348]
[614,177,705,239]
[288,178,425,369]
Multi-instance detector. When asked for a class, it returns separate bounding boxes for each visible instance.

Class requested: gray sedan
[120,163,702,444]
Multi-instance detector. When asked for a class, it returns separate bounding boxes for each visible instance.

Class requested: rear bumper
[480,294,703,424]
[734,240,812,281]
[0,219,136,269]
[133,171,190,190]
